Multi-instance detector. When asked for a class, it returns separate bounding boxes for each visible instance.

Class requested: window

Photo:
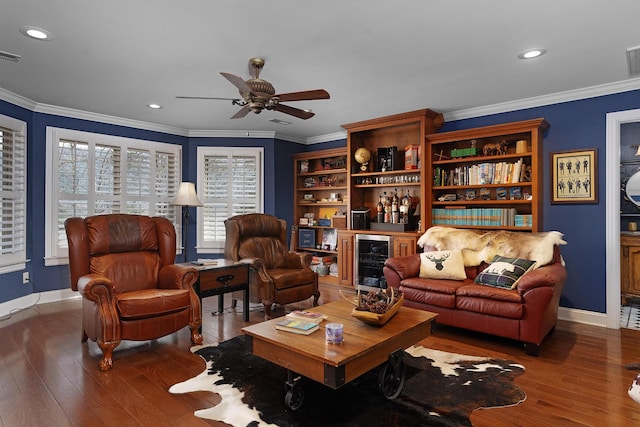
[0,114,27,274]
[196,147,263,252]
[45,127,181,265]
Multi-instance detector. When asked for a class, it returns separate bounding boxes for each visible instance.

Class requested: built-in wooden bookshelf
[293,148,348,285]
[425,118,549,232]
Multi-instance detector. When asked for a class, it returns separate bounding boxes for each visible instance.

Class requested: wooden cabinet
[425,118,548,232]
[621,234,640,301]
[342,109,444,235]
[337,230,354,286]
[293,148,348,285]
[393,235,417,258]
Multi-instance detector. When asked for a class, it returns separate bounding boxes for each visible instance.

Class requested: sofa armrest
[516,262,567,294]
[383,254,421,288]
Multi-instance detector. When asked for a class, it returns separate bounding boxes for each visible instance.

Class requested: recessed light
[147,104,162,109]
[518,48,547,60]
[19,26,53,41]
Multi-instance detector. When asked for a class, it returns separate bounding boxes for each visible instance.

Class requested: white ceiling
[2,0,640,141]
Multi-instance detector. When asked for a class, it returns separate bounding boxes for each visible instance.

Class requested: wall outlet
[22,272,29,284]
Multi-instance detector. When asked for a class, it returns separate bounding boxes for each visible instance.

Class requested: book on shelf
[312,255,335,264]
[437,159,528,187]
[510,186,522,200]
[275,318,320,335]
[285,310,328,324]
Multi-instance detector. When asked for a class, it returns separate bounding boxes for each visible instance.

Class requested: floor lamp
[172,182,203,262]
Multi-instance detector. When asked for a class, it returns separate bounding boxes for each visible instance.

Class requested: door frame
[606,108,640,328]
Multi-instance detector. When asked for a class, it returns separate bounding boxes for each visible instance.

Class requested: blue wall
[2,89,640,314]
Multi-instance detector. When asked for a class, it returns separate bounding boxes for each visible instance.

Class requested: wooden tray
[351,293,404,326]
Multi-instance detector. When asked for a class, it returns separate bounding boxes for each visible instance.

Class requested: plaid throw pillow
[474,255,536,289]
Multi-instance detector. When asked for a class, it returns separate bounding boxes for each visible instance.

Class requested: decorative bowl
[340,288,404,326]
[351,293,404,325]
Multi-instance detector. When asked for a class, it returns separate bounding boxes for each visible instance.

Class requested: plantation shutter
[198,147,263,250]
[46,127,182,263]
[0,121,26,271]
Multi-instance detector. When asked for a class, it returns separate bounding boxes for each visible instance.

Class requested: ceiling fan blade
[176,96,241,101]
[220,72,252,94]
[230,104,251,119]
[275,89,330,102]
[274,103,315,120]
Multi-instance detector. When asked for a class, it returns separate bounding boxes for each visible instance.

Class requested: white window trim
[196,146,264,254]
[44,127,182,266]
[0,114,27,274]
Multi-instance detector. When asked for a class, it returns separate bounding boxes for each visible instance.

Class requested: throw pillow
[419,250,467,280]
[474,255,536,289]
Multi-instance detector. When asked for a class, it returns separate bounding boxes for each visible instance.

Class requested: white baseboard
[558,306,607,328]
[0,288,80,319]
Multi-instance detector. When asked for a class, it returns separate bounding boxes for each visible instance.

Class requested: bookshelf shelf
[426,118,548,232]
[293,147,348,287]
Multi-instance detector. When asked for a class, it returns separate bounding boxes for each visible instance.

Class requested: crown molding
[0,87,37,110]
[444,77,640,122]
[33,102,190,136]
[4,77,640,143]
[306,131,347,144]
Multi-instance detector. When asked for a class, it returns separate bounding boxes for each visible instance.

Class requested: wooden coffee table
[242,299,438,409]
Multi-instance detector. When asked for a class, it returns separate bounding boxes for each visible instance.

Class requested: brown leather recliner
[224,213,320,319]
[65,214,203,371]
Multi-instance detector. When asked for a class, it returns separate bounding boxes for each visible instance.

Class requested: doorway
[606,108,640,329]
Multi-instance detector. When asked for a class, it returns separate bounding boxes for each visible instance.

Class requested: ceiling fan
[176,57,330,120]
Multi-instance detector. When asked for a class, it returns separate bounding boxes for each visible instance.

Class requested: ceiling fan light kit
[178,57,330,120]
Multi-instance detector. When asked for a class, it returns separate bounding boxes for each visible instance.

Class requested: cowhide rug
[170,335,526,426]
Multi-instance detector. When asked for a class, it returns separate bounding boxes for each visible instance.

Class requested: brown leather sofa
[65,214,203,370]
[383,244,567,356]
[224,213,320,319]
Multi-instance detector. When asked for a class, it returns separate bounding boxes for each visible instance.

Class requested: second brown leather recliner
[224,213,320,319]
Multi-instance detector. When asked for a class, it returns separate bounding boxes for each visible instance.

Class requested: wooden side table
[178,260,250,323]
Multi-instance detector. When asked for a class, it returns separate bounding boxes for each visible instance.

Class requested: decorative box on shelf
[298,228,315,249]
[331,215,347,228]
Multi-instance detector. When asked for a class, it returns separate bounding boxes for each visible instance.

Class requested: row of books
[274,310,328,335]
[311,255,335,265]
[515,214,533,227]
[433,158,527,186]
[432,207,520,227]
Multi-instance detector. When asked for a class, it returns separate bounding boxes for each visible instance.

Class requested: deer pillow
[419,250,466,280]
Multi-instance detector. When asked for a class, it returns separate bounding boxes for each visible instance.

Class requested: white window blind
[197,147,263,251]
[0,115,27,273]
[45,127,181,264]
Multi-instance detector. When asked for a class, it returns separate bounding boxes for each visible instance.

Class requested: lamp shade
[172,182,203,207]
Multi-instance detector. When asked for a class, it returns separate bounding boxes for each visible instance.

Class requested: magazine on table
[275,318,320,335]
[285,310,328,324]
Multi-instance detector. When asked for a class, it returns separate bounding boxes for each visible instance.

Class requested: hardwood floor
[1,283,640,426]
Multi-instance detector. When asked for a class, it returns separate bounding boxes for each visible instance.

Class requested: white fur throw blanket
[417,226,567,267]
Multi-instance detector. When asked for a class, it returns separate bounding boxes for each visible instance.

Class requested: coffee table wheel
[284,371,304,410]
[378,350,405,400]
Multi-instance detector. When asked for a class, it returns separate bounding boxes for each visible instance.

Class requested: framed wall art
[551,148,598,204]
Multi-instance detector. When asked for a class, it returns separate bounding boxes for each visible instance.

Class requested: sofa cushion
[116,289,191,319]
[419,250,466,280]
[456,283,523,319]
[399,277,471,309]
[474,255,536,289]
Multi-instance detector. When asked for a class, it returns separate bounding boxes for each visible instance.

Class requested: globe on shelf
[354,147,371,172]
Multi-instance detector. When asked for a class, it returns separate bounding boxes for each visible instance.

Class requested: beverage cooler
[354,234,393,292]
